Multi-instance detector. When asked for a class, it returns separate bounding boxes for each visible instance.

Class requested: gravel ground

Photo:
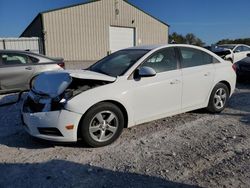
[0,83,249,188]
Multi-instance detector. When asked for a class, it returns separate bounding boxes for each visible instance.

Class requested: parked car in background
[217,44,250,63]
[22,44,236,147]
[0,50,64,94]
[233,54,250,82]
[211,47,234,63]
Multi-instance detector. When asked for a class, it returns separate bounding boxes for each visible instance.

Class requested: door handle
[170,79,181,85]
[25,67,33,70]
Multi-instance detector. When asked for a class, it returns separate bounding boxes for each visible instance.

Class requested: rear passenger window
[142,48,177,73]
[1,53,29,65]
[29,56,39,63]
[179,47,213,68]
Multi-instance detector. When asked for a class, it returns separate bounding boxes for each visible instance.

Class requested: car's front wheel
[206,83,229,113]
[79,102,124,147]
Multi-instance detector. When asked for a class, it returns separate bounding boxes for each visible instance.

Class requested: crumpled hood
[32,71,72,98]
[32,70,116,98]
[67,69,116,82]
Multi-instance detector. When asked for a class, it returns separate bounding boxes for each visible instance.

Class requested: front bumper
[22,109,82,142]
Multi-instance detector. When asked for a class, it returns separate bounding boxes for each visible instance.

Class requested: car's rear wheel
[79,102,124,147]
[206,83,229,113]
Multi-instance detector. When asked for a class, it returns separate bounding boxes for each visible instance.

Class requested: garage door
[109,26,135,53]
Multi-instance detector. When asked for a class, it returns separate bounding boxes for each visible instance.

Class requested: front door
[128,47,182,124]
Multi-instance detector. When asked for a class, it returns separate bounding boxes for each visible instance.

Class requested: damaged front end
[23,71,114,113]
[21,70,115,141]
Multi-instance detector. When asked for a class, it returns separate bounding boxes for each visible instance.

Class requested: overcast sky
[0,0,250,45]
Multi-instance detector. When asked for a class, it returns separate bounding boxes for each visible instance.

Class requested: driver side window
[142,48,177,73]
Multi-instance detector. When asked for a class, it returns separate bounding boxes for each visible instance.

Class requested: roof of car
[125,44,203,50]
[0,49,38,54]
[125,44,166,50]
[0,50,57,59]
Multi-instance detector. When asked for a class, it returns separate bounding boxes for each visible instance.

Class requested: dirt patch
[0,83,249,187]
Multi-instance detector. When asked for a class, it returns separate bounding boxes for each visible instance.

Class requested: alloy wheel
[213,88,227,109]
[89,111,119,142]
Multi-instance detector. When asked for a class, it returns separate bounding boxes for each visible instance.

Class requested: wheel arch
[218,80,231,95]
[77,100,129,139]
[206,80,232,108]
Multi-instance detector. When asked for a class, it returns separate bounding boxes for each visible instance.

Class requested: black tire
[206,83,229,113]
[79,102,124,147]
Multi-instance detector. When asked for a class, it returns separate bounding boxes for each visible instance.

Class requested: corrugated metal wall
[0,40,4,50]
[0,38,40,53]
[42,0,168,61]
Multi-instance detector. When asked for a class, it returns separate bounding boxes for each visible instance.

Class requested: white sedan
[22,44,236,147]
[218,44,250,63]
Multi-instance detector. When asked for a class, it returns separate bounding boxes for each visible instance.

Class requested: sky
[0,0,250,45]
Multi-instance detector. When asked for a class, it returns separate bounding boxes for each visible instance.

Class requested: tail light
[232,63,237,72]
[57,62,65,69]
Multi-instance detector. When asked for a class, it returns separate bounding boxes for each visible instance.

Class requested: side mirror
[234,50,240,53]
[137,66,156,77]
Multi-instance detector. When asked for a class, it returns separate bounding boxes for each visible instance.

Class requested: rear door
[0,52,36,91]
[178,47,215,111]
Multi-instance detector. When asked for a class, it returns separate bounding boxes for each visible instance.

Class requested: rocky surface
[0,83,249,188]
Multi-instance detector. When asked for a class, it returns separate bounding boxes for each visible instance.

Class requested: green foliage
[169,32,205,47]
[169,32,187,44]
[216,38,250,46]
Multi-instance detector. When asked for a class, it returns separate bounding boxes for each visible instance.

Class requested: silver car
[0,50,64,94]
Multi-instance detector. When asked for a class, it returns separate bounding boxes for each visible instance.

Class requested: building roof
[40,0,169,27]
[20,0,169,37]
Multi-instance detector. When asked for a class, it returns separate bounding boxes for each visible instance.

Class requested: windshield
[218,45,236,50]
[89,49,149,77]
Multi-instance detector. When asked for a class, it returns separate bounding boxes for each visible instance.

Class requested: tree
[216,38,250,46]
[169,32,186,44]
[185,33,196,44]
[169,32,205,47]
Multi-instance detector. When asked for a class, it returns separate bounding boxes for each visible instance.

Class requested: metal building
[0,38,41,53]
[20,0,169,67]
